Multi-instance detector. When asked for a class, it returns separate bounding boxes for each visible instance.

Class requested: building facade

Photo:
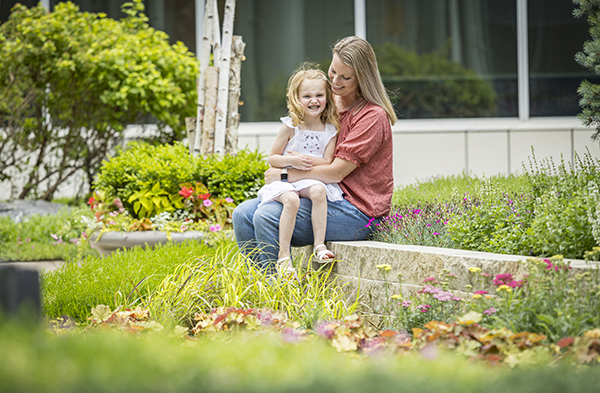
[1,0,599,190]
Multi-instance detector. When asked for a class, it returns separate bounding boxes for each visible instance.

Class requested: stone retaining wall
[293,241,595,316]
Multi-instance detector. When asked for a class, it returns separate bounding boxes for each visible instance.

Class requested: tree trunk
[213,0,236,155]
[225,35,245,155]
[201,66,219,155]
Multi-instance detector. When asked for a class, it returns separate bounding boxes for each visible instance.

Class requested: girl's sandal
[276,257,297,278]
[312,244,335,264]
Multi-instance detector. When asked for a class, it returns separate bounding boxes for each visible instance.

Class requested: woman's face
[328,54,359,100]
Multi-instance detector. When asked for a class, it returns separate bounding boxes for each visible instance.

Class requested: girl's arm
[267,124,313,170]
[285,135,337,166]
[265,156,357,185]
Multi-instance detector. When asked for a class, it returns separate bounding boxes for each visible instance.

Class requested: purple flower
[203,199,213,207]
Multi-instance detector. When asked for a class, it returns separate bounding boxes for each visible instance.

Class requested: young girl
[257,65,341,276]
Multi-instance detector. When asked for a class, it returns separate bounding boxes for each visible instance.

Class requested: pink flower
[483,307,497,315]
[401,300,412,307]
[50,233,59,240]
[209,224,221,232]
[225,197,234,203]
[203,199,213,207]
[474,290,488,295]
[423,277,438,283]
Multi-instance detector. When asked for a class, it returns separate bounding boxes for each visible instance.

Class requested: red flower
[199,193,211,200]
[87,196,95,210]
[179,187,194,198]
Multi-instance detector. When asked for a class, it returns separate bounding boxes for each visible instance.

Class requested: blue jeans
[232,197,375,271]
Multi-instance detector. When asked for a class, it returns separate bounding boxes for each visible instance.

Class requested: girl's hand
[287,151,313,170]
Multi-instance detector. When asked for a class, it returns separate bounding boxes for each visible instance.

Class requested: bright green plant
[94,142,268,214]
[144,246,360,327]
[0,1,199,200]
[128,181,184,218]
[41,240,220,323]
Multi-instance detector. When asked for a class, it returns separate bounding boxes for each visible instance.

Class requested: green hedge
[94,142,268,215]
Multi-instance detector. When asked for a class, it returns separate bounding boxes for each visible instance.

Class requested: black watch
[281,167,288,182]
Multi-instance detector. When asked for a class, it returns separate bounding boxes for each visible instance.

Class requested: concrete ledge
[293,241,598,312]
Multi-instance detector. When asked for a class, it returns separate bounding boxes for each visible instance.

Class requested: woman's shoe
[312,244,335,263]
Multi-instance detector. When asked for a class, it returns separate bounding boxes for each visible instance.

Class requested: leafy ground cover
[3,316,600,393]
[371,151,600,259]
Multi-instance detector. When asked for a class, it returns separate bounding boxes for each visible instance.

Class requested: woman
[232,36,397,270]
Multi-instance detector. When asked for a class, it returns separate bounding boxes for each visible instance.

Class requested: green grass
[392,172,531,206]
[0,205,95,262]
[42,240,222,323]
[0,320,599,393]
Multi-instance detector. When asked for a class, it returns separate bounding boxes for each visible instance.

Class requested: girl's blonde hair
[286,63,340,132]
[332,36,397,124]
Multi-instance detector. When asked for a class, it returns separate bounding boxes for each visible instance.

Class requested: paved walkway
[0,260,65,272]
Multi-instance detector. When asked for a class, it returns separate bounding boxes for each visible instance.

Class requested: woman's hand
[286,151,313,170]
[264,166,281,185]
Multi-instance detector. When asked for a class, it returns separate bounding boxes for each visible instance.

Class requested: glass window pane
[235,0,354,122]
[367,0,518,119]
[528,0,599,117]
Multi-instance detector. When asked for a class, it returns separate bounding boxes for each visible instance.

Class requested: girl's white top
[257,116,344,206]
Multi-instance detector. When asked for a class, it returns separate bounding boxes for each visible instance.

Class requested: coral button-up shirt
[335,101,394,218]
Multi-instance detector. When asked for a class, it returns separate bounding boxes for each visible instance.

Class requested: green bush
[0,1,199,199]
[94,142,268,217]
[41,240,219,322]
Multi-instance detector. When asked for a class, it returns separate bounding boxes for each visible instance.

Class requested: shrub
[0,0,199,199]
[94,142,268,217]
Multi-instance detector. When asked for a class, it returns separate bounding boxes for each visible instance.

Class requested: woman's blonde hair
[332,36,397,124]
[286,63,340,132]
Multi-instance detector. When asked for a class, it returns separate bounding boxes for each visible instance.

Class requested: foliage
[144,246,360,327]
[94,142,268,217]
[0,207,98,261]
[573,0,600,141]
[41,240,220,323]
[178,182,236,229]
[467,256,600,343]
[445,182,536,256]
[375,41,497,118]
[0,1,199,200]
[6,319,600,393]
[128,181,184,218]
[369,202,455,248]
[376,256,600,345]
[377,151,600,259]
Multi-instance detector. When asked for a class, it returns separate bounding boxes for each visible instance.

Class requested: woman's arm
[267,124,312,170]
[265,156,357,185]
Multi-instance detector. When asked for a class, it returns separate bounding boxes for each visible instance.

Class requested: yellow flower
[391,294,402,299]
[376,264,392,272]
[496,285,512,293]
[472,294,482,299]
[469,267,481,273]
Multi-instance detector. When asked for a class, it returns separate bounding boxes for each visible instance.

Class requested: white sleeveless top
[257,117,344,206]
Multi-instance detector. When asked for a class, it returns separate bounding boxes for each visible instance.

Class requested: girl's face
[328,54,359,100]
[298,78,327,119]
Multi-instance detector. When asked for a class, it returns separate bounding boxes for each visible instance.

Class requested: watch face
[281,173,288,182]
